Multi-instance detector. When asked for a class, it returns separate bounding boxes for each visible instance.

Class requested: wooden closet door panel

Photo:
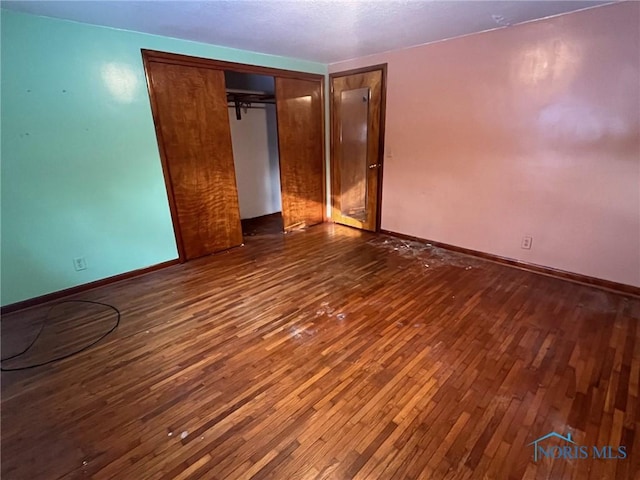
[275,77,324,231]
[146,61,242,259]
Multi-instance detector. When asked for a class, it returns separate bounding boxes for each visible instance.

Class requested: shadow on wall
[1,243,80,306]
[266,104,282,212]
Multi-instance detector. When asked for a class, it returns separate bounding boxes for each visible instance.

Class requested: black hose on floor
[1,300,121,372]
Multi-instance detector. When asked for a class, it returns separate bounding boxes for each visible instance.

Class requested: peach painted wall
[330,2,640,287]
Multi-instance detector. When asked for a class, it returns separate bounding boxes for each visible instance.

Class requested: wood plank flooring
[1,224,639,479]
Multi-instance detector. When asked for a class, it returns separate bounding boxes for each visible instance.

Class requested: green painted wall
[0,10,326,306]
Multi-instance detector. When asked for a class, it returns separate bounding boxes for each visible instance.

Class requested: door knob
[368,164,379,169]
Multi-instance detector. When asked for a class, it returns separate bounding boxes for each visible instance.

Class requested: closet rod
[226,92,275,103]
[228,99,275,120]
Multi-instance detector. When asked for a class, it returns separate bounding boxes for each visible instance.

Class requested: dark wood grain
[330,66,386,232]
[275,77,325,231]
[2,224,638,479]
[145,60,243,260]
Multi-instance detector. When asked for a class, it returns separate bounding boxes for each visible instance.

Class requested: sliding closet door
[275,77,324,231]
[145,60,243,260]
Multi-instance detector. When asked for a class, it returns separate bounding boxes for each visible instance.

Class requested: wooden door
[144,59,243,260]
[330,67,386,232]
[275,77,324,231]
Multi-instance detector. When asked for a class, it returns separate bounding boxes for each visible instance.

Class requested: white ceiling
[2,0,614,64]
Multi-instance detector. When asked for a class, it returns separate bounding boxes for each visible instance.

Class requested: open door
[144,56,243,260]
[330,66,386,232]
[275,77,324,231]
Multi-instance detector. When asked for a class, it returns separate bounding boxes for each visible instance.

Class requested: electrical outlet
[73,257,87,271]
[521,236,533,250]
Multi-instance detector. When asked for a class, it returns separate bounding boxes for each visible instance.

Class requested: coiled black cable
[1,300,120,371]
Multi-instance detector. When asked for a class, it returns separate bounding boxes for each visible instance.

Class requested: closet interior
[224,72,284,237]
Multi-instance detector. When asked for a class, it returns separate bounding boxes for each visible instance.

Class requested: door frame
[329,64,387,232]
[141,49,326,261]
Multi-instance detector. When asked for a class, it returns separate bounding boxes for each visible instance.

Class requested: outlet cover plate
[521,236,533,250]
[73,257,87,271]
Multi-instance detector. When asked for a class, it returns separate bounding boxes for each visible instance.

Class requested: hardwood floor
[1,224,638,479]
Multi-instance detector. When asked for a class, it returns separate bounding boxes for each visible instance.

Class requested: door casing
[329,64,387,232]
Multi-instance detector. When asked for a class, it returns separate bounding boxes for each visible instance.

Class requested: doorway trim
[141,49,326,261]
[142,49,325,81]
[329,64,387,232]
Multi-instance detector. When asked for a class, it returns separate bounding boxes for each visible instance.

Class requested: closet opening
[225,71,284,238]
